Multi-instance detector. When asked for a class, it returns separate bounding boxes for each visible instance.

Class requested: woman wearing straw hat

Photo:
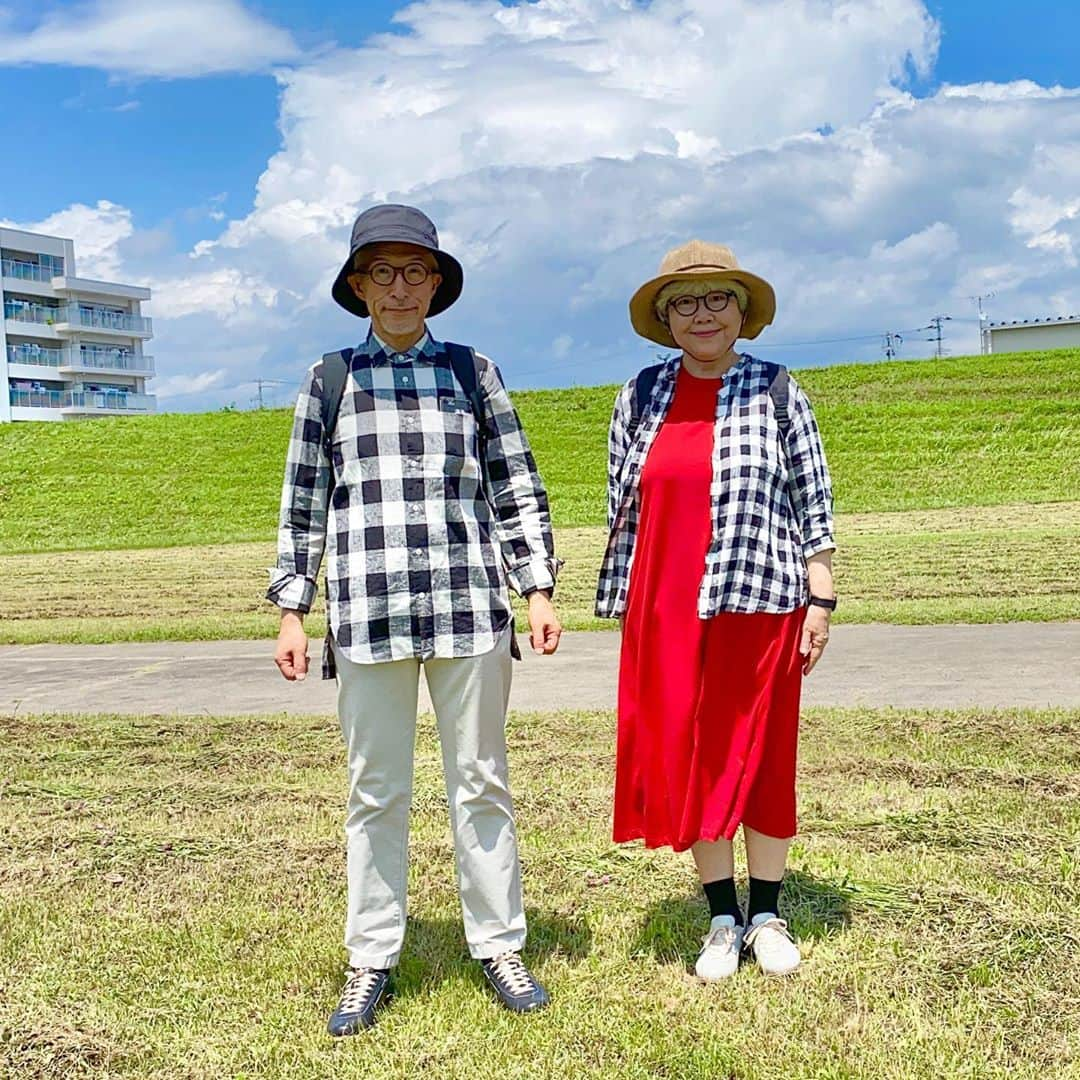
[596,241,836,980]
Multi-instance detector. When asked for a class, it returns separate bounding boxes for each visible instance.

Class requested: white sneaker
[743,913,801,976]
[694,915,745,982]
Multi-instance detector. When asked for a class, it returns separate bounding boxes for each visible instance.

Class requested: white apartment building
[1,226,155,422]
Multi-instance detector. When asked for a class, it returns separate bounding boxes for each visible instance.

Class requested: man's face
[348,242,442,342]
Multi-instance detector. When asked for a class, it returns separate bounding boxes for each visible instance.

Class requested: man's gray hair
[655,278,749,323]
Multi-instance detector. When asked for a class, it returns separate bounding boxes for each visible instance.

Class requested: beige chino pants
[333,627,525,969]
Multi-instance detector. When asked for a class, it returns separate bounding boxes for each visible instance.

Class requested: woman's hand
[800,605,831,675]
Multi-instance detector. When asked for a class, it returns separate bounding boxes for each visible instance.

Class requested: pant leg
[423,626,526,960]
[334,641,420,969]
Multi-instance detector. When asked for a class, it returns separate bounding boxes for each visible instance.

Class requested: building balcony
[62,390,156,416]
[60,348,155,376]
[4,301,62,328]
[6,344,154,375]
[52,305,153,339]
[1,258,60,283]
[9,388,156,415]
[6,343,64,368]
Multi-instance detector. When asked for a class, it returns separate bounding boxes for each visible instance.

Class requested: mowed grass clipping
[1,707,1077,1079]
[3,502,1079,645]
[1,349,1078,555]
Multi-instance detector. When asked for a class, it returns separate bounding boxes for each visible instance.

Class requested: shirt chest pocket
[437,398,479,465]
[727,407,784,475]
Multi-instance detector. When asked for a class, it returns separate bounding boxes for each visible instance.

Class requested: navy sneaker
[327,967,393,1036]
[480,952,550,1013]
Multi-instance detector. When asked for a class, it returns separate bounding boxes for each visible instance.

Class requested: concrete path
[1,624,1077,716]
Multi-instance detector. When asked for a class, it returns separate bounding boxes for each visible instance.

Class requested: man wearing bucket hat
[268,204,562,1034]
[597,241,836,982]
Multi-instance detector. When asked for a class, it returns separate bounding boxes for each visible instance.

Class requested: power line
[926,314,952,360]
[251,377,288,410]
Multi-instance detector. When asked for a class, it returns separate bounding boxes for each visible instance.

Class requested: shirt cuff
[505,555,562,597]
[266,567,318,613]
[802,534,837,560]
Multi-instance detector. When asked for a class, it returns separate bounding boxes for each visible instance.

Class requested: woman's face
[665,289,744,365]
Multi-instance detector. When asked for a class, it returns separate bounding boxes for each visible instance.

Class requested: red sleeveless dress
[614,366,806,851]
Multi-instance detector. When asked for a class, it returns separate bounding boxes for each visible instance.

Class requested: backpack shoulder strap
[444,342,491,484]
[445,341,487,432]
[317,347,353,454]
[629,363,663,440]
[763,360,791,441]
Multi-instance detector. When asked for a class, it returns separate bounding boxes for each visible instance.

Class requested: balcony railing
[6,344,64,367]
[66,306,152,335]
[73,347,154,373]
[9,388,64,409]
[1,258,61,283]
[4,301,62,325]
[65,390,156,413]
[9,388,156,413]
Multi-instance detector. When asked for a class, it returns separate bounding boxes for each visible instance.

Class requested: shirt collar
[364,328,437,364]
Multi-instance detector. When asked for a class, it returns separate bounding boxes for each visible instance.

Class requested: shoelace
[743,917,792,949]
[702,924,740,951]
[487,952,536,997]
[338,968,383,1013]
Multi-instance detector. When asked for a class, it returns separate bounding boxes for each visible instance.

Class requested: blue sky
[1,0,1077,408]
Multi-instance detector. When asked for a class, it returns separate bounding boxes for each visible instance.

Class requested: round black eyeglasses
[668,291,736,318]
[364,262,433,287]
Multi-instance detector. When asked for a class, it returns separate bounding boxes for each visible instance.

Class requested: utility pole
[969,293,994,355]
[928,314,952,360]
[882,331,903,360]
[251,378,287,409]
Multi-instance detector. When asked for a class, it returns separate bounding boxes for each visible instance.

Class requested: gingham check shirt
[267,329,559,671]
[595,353,835,619]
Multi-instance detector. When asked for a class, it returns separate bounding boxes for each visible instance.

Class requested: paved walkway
[1,624,1077,716]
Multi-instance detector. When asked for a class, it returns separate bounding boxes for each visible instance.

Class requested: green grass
[1,706,1077,1078]
[2,503,1077,645]
[1,349,1078,555]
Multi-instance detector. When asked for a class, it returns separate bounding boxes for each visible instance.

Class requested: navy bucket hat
[331,204,464,318]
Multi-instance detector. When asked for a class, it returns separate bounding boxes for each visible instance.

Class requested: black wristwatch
[808,595,837,611]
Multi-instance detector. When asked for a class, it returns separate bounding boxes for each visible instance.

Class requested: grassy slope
[1,349,1078,555]
[2,707,1077,1078]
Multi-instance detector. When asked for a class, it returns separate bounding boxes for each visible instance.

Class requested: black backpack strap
[445,342,490,475]
[628,363,663,441]
[318,347,353,459]
[763,361,791,442]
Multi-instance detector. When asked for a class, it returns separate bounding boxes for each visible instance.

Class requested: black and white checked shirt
[268,330,559,671]
[595,353,835,619]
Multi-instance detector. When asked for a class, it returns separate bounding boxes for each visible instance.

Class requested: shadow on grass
[634,869,855,970]
[315,906,592,1001]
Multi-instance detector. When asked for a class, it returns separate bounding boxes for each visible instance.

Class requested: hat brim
[629,268,776,347]
[331,241,464,319]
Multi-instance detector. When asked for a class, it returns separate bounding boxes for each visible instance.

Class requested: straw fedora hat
[629,240,776,347]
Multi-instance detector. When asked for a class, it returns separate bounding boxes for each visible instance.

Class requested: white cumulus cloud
[0,0,300,78]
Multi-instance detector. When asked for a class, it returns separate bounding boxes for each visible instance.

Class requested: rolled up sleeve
[265,364,331,614]
[784,378,836,559]
[478,355,562,597]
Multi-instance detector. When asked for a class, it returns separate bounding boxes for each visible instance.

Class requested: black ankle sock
[747,876,783,922]
[702,878,743,925]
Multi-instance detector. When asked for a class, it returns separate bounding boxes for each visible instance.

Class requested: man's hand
[800,605,831,676]
[526,591,562,655]
[275,611,310,681]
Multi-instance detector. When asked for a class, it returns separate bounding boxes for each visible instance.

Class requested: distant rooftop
[989,314,1080,329]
